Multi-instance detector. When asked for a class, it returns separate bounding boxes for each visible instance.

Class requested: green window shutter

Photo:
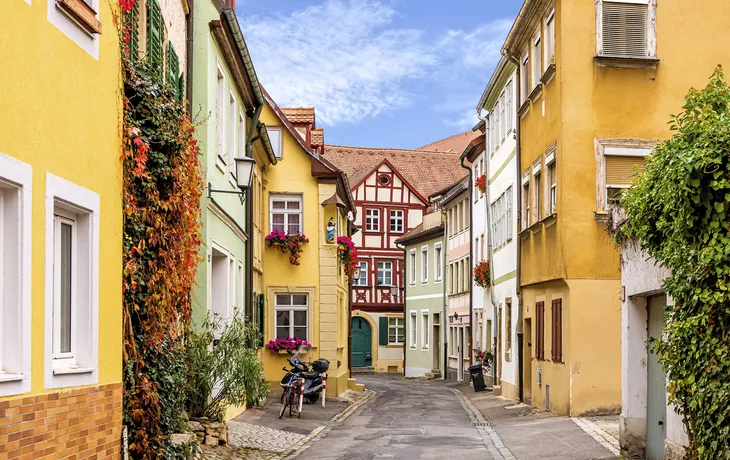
[257,294,265,347]
[147,0,163,71]
[167,43,179,95]
[177,73,185,102]
[378,317,389,345]
[127,2,140,57]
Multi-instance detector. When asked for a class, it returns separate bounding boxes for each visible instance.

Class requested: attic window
[378,175,390,185]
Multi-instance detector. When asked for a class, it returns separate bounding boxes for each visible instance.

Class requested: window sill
[543,213,557,228]
[56,0,102,35]
[53,367,94,376]
[0,373,25,383]
[528,84,543,103]
[216,156,227,174]
[518,227,531,240]
[517,99,531,118]
[594,210,610,223]
[421,346,429,351]
[594,55,660,70]
[529,221,543,234]
[386,344,403,348]
[540,64,556,86]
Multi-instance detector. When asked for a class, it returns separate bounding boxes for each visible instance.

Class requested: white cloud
[240,1,511,129]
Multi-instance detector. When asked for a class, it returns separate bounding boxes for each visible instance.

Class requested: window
[506,81,514,133]
[48,0,101,58]
[216,66,226,163]
[595,139,655,211]
[270,194,302,234]
[267,127,283,159]
[147,0,163,68]
[410,311,417,348]
[505,299,512,361]
[534,161,543,222]
[551,299,563,362]
[365,209,380,232]
[238,112,246,161]
[532,35,542,89]
[491,187,513,247]
[600,0,649,57]
[388,317,404,344]
[421,246,428,283]
[211,246,233,328]
[0,154,32,396]
[499,91,506,142]
[545,9,556,65]
[355,261,368,286]
[422,311,429,349]
[45,173,99,388]
[520,53,529,105]
[409,250,416,285]
[547,152,557,215]
[228,93,236,174]
[390,209,404,233]
[238,262,244,313]
[535,301,545,361]
[275,293,308,340]
[377,261,393,286]
[522,176,530,229]
[506,187,513,241]
[434,244,442,281]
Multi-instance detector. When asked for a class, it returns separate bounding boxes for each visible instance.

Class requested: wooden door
[351,317,372,368]
[647,295,667,460]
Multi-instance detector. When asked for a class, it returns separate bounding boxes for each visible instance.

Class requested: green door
[351,317,372,368]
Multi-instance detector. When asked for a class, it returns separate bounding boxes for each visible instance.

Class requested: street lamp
[208,157,257,203]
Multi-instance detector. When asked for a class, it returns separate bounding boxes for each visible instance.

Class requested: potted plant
[336,236,358,279]
[264,337,312,353]
[473,260,491,289]
[265,229,310,265]
[475,173,486,194]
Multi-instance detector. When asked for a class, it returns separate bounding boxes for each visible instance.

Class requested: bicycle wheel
[279,387,289,419]
[288,383,299,417]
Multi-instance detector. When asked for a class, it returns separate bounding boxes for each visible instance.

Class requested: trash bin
[469,364,486,392]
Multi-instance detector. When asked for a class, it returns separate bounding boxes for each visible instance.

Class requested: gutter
[185,0,194,115]
[222,9,264,107]
[459,155,474,373]
[504,49,524,402]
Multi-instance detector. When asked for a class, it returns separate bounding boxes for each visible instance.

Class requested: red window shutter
[536,301,545,361]
[556,299,563,363]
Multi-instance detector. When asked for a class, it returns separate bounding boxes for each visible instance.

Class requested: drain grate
[473,421,495,427]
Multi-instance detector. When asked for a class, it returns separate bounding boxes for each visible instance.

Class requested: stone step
[347,378,366,392]
[492,385,502,396]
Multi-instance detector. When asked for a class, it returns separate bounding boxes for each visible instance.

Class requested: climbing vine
[621,67,730,459]
[119,1,204,457]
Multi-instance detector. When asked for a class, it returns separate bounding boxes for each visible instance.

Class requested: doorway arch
[351,316,373,368]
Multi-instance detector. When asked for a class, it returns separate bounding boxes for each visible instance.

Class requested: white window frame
[434,243,442,282]
[355,261,368,286]
[215,64,226,171]
[270,194,303,234]
[421,245,428,284]
[45,173,99,389]
[267,126,283,159]
[389,209,404,233]
[545,9,556,66]
[365,208,380,232]
[520,52,530,105]
[595,138,656,212]
[409,249,416,285]
[237,261,244,314]
[409,311,417,349]
[52,210,78,368]
[47,0,100,59]
[388,317,404,344]
[421,310,429,349]
[532,35,542,89]
[377,261,393,286]
[533,159,543,222]
[0,154,32,396]
[274,293,309,341]
[227,91,237,180]
[596,0,656,58]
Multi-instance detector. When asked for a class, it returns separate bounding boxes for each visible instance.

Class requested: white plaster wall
[405,366,429,377]
[160,0,188,76]
[620,238,688,455]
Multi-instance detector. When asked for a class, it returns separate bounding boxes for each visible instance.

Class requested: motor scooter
[280,345,330,404]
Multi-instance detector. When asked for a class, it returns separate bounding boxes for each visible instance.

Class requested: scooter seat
[304,371,319,379]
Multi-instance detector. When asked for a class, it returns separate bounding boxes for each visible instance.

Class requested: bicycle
[279,374,305,419]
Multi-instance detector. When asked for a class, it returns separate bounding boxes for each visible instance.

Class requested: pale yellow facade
[506,0,730,415]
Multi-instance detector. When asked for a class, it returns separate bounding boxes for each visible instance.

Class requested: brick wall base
[0,382,123,459]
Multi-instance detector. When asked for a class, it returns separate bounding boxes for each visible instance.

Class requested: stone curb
[451,388,517,460]
[282,390,376,459]
[571,417,621,456]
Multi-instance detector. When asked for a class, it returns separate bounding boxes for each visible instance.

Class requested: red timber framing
[351,159,428,313]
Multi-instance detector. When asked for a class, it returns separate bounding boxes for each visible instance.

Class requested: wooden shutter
[552,299,563,363]
[177,74,185,102]
[147,0,163,70]
[379,317,389,345]
[602,1,647,57]
[167,44,179,94]
[127,1,140,57]
[606,155,646,186]
[257,294,265,347]
[536,301,544,361]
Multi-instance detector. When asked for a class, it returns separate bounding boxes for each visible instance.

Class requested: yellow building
[502,0,730,416]
[257,98,360,397]
[0,0,122,456]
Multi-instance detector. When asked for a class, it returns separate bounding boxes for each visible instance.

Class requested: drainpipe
[396,243,407,376]
[459,157,473,377]
[504,49,524,402]
[442,209,448,379]
[477,110,499,389]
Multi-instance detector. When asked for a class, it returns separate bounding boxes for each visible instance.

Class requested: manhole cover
[473,421,495,427]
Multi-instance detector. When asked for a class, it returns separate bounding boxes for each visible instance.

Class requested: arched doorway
[351,317,372,368]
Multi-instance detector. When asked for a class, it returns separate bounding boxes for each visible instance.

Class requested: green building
[397,211,445,378]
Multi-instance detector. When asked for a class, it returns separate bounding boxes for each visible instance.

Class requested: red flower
[119,0,134,13]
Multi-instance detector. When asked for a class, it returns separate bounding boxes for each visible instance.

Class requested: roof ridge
[324,144,460,155]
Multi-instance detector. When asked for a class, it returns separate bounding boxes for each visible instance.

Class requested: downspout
[185,0,194,115]
[245,105,263,324]
[477,110,499,389]
[396,243,407,376]
[442,208,448,379]
[504,50,524,402]
[459,158,473,375]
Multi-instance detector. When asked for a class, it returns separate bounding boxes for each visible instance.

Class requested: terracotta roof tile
[323,145,467,199]
[281,107,315,125]
[311,128,324,146]
[418,131,481,153]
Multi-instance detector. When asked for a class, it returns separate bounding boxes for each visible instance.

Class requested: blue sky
[236,1,522,149]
